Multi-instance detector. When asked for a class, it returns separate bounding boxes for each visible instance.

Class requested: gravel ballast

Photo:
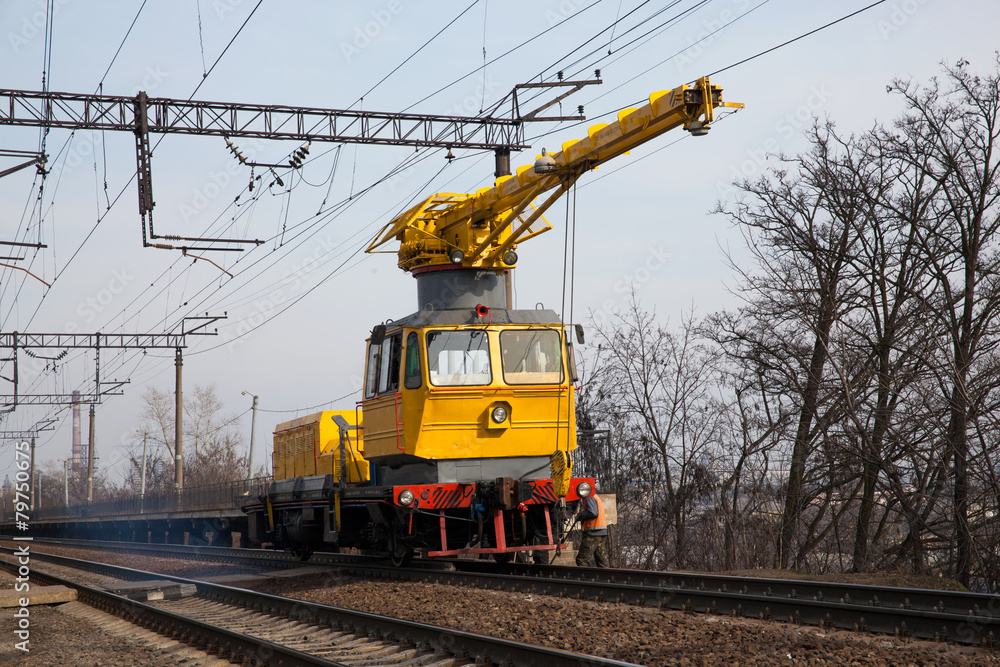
[4,541,999,666]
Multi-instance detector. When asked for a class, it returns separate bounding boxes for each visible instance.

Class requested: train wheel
[492,552,513,564]
[290,545,313,561]
[390,546,414,567]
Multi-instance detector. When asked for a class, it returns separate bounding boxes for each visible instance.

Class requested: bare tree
[705,358,789,570]
[885,59,1000,587]
[712,122,869,568]
[583,296,722,568]
[137,383,246,491]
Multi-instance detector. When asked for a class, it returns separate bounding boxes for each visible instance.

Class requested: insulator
[595,69,601,78]
[557,71,563,81]
[578,105,584,115]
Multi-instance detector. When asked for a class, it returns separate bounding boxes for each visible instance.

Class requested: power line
[400,0,605,113]
[708,0,889,77]
[257,391,360,414]
[188,0,263,100]
[352,0,483,109]
[6,2,890,458]
[97,0,149,89]
[7,0,265,335]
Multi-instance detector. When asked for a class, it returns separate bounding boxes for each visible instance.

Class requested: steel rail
[0,557,344,666]
[0,546,641,667]
[26,537,1000,628]
[459,560,1000,624]
[11,536,378,568]
[346,562,1000,646]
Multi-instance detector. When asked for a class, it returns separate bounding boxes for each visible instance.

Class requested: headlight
[576,481,592,498]
[398,489,415,506]
[491,406,508,423]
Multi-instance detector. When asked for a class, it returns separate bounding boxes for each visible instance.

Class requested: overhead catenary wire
[11,3,612,360]
[30,141,459,420]
[256,390,360,414]
[7,1,894,474]
[6,0,467,356]
[1,1,269,434]
[400,0,605,113]
[11,2,700,418]
[708,0,888,77]
[0,0,150,326]
[0,1,700,376]
[187,159,454,355]
[195,0,208,77]
[158,2,736,358]
[350,0,484,110]
[6,0,263,334]
[479,0,489,113]
[5,2,704,366]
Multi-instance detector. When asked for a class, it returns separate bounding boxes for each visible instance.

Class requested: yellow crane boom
[367,76,743,274]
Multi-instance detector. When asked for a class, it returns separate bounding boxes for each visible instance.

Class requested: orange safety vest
[581,494,607,532]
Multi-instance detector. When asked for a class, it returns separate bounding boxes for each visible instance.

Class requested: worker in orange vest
[576,491,609,567]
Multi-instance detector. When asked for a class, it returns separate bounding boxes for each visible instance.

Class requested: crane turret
[366,76,743,310]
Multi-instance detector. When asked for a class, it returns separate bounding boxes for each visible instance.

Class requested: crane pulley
[367,76,743,274]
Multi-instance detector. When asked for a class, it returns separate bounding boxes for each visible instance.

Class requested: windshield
[500,329,564,384]
[426,330,492,386]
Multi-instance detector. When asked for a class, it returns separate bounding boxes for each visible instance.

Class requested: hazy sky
[1,0,997,486]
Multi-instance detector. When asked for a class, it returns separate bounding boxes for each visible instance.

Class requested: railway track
[0,545,639,667]
[14,536,1000,647]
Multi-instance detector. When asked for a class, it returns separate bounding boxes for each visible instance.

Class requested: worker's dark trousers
[576,533,609,567]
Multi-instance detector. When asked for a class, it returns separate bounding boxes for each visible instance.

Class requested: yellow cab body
[360,316,577,464]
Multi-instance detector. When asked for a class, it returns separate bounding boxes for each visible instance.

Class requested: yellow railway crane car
[243,77,742,564]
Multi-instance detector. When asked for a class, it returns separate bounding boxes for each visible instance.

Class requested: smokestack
[72,390,82,471]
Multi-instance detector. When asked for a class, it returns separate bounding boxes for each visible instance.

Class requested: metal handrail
[4,476,273,521]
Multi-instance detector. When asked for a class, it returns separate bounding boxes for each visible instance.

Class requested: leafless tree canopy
[130,383,247,493]
[579,59,1000,591]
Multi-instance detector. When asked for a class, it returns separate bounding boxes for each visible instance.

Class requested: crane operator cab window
[365,333,403,398]
[379,334,402,394]
[403,331,422,389]
[500,329,564,385]
[426,330,491,386]
[364,342,380,398]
